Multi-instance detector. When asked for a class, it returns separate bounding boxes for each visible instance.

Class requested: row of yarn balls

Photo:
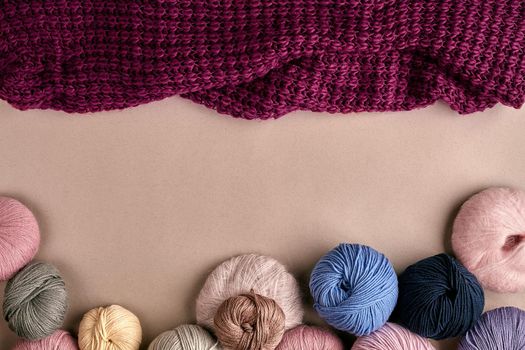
[0,186,524,349]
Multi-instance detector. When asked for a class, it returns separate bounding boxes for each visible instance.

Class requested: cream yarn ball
[196,254,303,331]
[148,324,221,350]
[452,187,525,292]
[78,305,142,350]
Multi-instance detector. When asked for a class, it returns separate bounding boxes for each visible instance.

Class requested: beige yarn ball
[196,254,303,331]
[78,305,142,350]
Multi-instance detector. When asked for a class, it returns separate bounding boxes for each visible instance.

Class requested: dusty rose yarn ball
[276,326,343,350]
[13,330,78,350]
[196,254,303,331]
[452,187,525,292]
[0,197,40,281]
[351,323,436,350]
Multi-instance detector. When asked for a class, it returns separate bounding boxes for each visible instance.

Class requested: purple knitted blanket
[1,1,524,119]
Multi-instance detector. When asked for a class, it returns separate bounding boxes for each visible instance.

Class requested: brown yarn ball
[214,291,285,350]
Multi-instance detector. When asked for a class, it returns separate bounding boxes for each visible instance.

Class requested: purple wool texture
[1,1,525,119]
[458,307,525,350]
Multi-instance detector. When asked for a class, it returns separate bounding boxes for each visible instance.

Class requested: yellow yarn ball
[78,305,142,350]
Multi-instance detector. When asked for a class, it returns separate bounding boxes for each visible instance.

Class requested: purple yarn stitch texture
[1,1,525,119]
[458,307,525,350]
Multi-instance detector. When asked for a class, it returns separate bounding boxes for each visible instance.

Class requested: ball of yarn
[3,261,68,340]
[196,254,303,331]
[0,197,40,281]
[351,323,436,350]
[276,325,343,350]
[13,330,78,350]
[78,305,142,350]
[214,291,285,350]
[148,324,220,350]
[309,243,398,336]
[458,307,525,350]
[395,254,484,340]
[452,187,525,293]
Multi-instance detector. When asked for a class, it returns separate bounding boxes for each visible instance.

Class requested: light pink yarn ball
[13,330,78,350]
[452,187,525,293]
[276,325,343,350]
[0,197,40,281]
[352,323,435,350]
[196,254,303,331]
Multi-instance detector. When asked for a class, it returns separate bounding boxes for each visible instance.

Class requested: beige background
[0,99,524,350]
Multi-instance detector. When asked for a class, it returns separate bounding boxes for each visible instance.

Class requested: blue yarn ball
[309,243,398,336]
[458,307,525,350]
[396,254,485,340]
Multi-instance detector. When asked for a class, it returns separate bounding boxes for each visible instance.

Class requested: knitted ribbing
[1,1,524,119]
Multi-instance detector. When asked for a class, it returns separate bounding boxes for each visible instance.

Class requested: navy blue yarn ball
[396,254,485,340]
[309,243,398,336]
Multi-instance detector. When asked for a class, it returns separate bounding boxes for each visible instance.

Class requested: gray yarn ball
[149,325,221,350]
[3,261,68,340]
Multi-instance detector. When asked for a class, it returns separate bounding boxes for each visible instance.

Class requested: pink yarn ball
[196,254,303,331]
[452,187,525,293]
[276,326,343,350]
[0,197,40,281]
[351,323,435,350]
[13,330,78,350]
